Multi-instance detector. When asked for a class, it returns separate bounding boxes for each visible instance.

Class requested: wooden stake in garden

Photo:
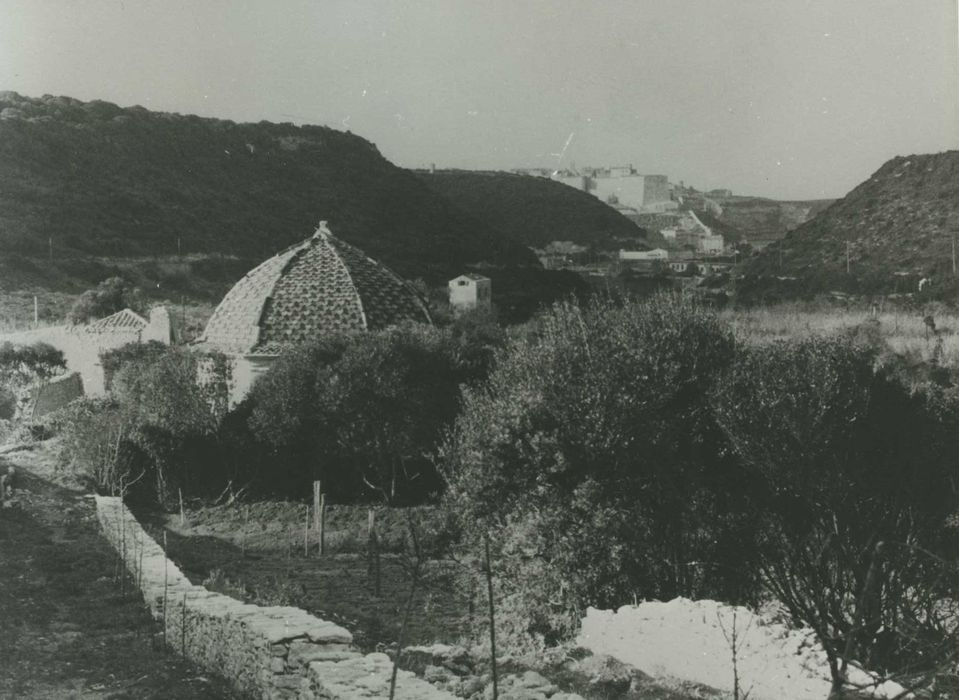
[163,530,169,649]
[313,481,325,556]
[137,530,144,591]
[367,508,381,596]
[241,504,248,555]
[318,493,326,556]
[484,533,499,700]
[181,593,188,656]
[304,504,310,557]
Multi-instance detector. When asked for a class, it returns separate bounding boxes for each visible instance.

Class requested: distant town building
[668,260,733,275]
[707,189,733,198]
[551,165,674,212]
[448,273,492,315]
[619,248,669,261]
[671,211,725,256]
[199,222,432,404]
[700,235,725,255]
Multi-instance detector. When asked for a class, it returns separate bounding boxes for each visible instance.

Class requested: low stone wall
[95,496,455,700]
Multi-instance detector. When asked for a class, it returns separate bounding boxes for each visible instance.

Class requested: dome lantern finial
[314,220,331,240]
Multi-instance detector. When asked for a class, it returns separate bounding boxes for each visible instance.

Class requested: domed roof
[201,222,431,355]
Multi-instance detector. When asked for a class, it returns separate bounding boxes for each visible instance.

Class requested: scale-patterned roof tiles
[201,223,431,355]
[82,308,147,333]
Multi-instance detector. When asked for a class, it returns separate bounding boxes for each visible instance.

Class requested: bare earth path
[0,444,234,699]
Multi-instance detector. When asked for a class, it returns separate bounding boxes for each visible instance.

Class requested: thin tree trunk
[484,533,498,700]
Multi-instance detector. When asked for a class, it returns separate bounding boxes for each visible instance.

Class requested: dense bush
[59,345,230,503]
[99,339,168,391]
[67,276,145,324]
[444,293,758,649]
[445,295,959,675]
[0,341,66,420]
[239,317,504,503]
[712,336,959,687]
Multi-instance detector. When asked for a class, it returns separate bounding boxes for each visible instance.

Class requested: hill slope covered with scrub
[740,151,959,302]
[0,91,538,298]
[712,196,833,246]
[415,169,651,250]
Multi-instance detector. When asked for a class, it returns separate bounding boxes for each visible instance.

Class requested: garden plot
[142,501,474,651]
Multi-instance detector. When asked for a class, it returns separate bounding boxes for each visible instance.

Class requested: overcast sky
[0,0,956,199]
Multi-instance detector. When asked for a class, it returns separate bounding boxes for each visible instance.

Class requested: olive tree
[443,294,757,650]
[712,336,959,697]
[245,323,475,503]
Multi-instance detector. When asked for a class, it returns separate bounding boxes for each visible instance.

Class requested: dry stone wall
[94,496,456,700]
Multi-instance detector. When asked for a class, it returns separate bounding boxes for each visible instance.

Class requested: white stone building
[619,248,669,261]
[448,274,491,315]
[0,306,173,397]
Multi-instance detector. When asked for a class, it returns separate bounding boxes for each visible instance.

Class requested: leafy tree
[67,276,145,324]
[443,294,756,649]
[110,347,231,502]
[245,323,485,502]
[59,346,231,503]
[712,336,959,696]
[0,341,66,418]
[100,340,168,391]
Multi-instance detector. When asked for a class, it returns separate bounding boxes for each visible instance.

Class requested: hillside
[0,92,539,300]
[414,169,650,250]
[740,151,959,302]
[714,196,833,246]
[679,191,832,247]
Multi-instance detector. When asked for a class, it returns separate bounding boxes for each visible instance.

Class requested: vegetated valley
[1,92,958,700]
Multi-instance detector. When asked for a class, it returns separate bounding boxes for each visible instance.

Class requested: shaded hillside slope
[716,196,833,244]
[680,191,832,246]
[0,92,537,296]
[415,169,649,250]
[740,151,959,302]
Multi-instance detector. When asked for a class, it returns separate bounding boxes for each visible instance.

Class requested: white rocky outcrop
[577,597,908,700]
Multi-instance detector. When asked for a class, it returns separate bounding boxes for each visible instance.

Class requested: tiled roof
[451,273,490,282]
[82,308,148,334]
[201,223,431,355]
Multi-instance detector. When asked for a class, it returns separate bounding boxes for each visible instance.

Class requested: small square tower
[448,274,492,315]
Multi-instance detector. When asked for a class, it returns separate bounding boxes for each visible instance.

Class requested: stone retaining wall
[95,496,455,700]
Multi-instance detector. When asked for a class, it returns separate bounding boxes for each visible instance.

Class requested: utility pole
[48,237,52,262]
[33,296,38,328]
[952,235,956,275]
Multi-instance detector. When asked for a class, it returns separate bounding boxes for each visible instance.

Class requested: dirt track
[0,445,234,699]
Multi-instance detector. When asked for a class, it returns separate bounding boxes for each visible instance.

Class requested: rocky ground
[0,443,234,699]
[400,643,725,700]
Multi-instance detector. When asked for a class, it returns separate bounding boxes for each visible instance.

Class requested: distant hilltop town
[512,164,682,215]
[513,165,727,260]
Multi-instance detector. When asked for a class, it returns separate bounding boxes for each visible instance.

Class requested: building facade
[552,166,673,212]
[448,274,492,314]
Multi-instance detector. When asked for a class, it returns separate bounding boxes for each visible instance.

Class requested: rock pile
[400,644,585,700]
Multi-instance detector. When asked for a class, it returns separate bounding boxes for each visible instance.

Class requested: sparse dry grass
[724,305,959,366]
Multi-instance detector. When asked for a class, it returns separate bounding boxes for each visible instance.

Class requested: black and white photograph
[0,2,957,698]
